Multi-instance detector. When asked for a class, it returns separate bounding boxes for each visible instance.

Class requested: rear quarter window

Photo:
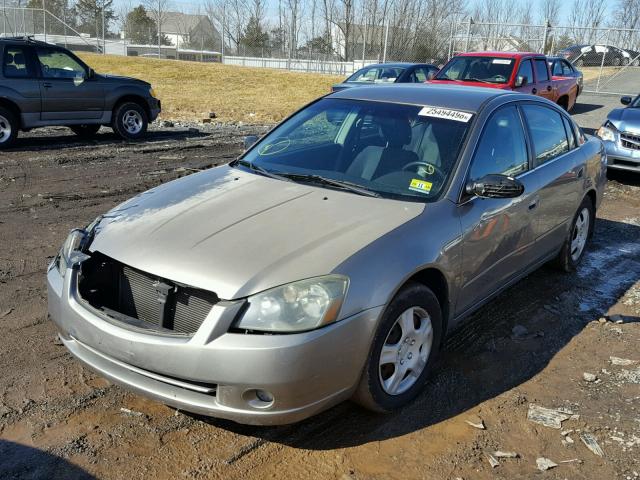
[3,46,34,78]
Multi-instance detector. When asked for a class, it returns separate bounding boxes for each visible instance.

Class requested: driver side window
[36,48,86,79]
[469,106,528,180]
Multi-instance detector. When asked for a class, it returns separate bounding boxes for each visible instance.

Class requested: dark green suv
[0,37,161,149]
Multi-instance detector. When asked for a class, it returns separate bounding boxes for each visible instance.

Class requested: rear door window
[522,104,569,165]
[3,46,34,78]
[469,105,529,180]
[551,60,563,76]
[534,59,550,82]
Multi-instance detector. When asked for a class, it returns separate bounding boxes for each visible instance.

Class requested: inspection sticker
[409,178,433,194]
[418,106,473,123]
[492,58,513,64]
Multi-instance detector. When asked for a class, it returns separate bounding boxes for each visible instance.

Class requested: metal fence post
[361,22,366,66]
[42,0,46,41]
[596,29,611,92]
[382,20,389,62]
[464,18,473,52]
[541,19,549,54]
[3,0,6,37]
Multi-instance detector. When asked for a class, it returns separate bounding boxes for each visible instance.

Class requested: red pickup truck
[429,51,579,111]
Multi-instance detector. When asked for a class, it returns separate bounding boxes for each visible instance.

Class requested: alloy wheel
[378,306,433,396]
[0,114,11,143]
[571,207,590,262]
[123,110,143,135]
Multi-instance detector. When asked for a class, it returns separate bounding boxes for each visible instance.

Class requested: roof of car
[0,36,55,47]
[358,62,435,68]
[328,84,514,113]
[456,51,542,59]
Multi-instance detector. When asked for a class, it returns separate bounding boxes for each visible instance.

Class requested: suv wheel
[553,196,595,272]
[70,124,101,137]
[112,102,148,140]
[353,282,442,412]
[0,107,18,149]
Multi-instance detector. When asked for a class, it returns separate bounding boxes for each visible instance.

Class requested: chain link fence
[1,3,640,94]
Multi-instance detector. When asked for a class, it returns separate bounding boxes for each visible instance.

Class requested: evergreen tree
[239,16,269,56]
[123,5,164,45]
[75,0,116,38]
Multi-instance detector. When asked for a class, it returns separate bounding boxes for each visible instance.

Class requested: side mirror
[244,135,258,150]
[465,174,525,199]
[514,75,528,88]
[621,96,632,105]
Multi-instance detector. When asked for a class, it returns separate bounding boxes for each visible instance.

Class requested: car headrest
[378,114,412,147]
[13,53,25,65]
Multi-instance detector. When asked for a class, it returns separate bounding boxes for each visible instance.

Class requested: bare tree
[569,0,607,43]
[143,0,171,56]
[539,0,561,25]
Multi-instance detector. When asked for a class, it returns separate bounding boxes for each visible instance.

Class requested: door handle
[531,88,537,94]
[528,198,539,210]
[43,82,53,88]
[547,85,552,91]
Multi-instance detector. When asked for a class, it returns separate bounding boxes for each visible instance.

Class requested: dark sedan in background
[597,94,640,173]
[548,56,584,96]
[557,44,627,67]
[331,62,439,92]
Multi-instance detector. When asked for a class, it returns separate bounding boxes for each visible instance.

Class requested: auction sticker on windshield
[409,178,433,194]
[418,106,473,123]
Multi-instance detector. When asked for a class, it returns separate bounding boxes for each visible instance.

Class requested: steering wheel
[402,161,447,183]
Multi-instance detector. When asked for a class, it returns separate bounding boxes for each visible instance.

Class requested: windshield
[346,66,406,83]
[436,56,515,84]
[235,98,472,202]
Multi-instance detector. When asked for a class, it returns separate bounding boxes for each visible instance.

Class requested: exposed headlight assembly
[55,216,101,277]
[236,275,349,333]
[597,120,617,142]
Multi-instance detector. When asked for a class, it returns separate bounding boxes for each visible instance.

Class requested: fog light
[255,390,273,403]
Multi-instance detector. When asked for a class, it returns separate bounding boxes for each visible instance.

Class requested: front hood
[89,166,424,299]
[428,79,511,90]
[95,73,149,87]
[608,107,640,134]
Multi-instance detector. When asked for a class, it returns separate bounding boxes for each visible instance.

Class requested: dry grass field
[77,53,344,123]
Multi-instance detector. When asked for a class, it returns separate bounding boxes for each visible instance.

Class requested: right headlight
[597,121,617,142]
[235,275,349,333]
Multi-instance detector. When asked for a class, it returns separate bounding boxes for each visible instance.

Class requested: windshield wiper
[467,77,497,84]
[279,173,381,198]
[233,159,292,182]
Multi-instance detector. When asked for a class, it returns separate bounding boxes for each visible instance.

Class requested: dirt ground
[1,120,639,480]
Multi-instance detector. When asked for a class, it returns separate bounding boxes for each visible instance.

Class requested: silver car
[597,95,640,172]
[47,85,607,425]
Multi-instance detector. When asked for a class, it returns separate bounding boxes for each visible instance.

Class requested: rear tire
[0,106,18,149]
[553,196,595,272]
[353,282,443,412]
[70,124,101,137]
[112,102,148,140]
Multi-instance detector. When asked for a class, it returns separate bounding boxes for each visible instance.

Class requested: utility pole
[102,0,106,54]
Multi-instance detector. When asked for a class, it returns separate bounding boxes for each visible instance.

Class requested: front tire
[70,124,101,137]
[112,102,148,140]
[0,107,18,149]
[553,196,595,272]
[353,282,443,412]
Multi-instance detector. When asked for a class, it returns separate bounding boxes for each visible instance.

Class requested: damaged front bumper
[47,259,381,425]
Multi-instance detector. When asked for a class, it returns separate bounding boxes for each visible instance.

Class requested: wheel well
[113,95,150,119]
[557,95,569,109]
[406,268,450,336]
[586,189,597,210]
[0,98,22,126]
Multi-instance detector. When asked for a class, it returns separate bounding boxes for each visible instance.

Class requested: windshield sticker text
[492,59,513,64]
[409,178,433,194]
[418,106,473,123]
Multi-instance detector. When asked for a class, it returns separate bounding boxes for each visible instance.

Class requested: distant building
[160,12,220,48]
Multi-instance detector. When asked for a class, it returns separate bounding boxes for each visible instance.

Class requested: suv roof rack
[0,35,53,46]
